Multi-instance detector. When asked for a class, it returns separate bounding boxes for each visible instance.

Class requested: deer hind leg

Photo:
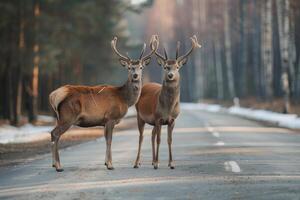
[104,121,115,170]
[168,119,175,169]
[134,116,145,168]
[153,124,162,170]
[50,123,71,172]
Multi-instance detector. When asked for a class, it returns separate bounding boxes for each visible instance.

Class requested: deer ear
[178,57,188,67]
[156,57,165,66]
[119,59,128,67]
[143,57,151,66]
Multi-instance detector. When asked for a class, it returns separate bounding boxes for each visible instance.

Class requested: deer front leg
[151,126,157,166]
[153,124,162,169]
[51,135,56,168]
[168,119,175,169]
[134,116,145,168]
[104,121,115,170]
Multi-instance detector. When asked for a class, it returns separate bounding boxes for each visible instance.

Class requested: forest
[139,0,300,108]
[0,0,129,126]
[0,0,300,126]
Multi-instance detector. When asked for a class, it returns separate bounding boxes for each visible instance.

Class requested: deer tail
[49,86,69,120]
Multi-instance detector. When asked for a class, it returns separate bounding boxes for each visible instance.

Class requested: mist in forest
[0,0,300,126]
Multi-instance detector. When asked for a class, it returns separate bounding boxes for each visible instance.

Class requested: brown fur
[55,85,129,127]
[136,83,180,125]
[49,76,142,171]
[49,35,158,172]
[48,36,158,172]
[134,81,180,170]
[133,35,200,169]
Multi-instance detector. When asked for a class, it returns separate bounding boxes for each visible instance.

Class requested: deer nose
[168,73,174,79]
[133,74,138,79]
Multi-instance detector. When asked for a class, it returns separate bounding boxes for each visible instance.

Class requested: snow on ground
[0,124,53,144]
[0,109,136,144]
[0,115,54,144]
[125,107,136,118]
[1,103,299,144]
[181,102,300,129]
[37,115,55,123]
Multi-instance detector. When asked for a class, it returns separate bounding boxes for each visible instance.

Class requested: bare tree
[277,0,291,112]
[214,36,224,100]
[224,0,236,99]
[261,0,273,98]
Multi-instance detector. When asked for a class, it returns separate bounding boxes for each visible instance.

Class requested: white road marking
[215,141,225,146]
[212,132,220,138]
[207,127,214,132]
[224,161,241,173]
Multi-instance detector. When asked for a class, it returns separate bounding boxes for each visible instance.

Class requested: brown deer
[134,35,201,169]
[49,35,158,172]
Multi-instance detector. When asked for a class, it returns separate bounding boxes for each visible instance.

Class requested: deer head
[152,35,201,83]
[111,35,158,82]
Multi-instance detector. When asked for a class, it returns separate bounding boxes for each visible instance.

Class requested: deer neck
[159,79,180,111]
[119,77,142,107]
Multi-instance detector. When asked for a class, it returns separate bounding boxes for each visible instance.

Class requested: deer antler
[141,35,159,61]
[177,35,201,62]
[151,35,167,61]
[176,41,180,59]
[139,43,146,59]
[111,37,130,61]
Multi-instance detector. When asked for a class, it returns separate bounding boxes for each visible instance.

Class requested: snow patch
[181,103,222,112]
[125,107,136,118]
[37,115,55,123]
[215,141,225,146]
[181,102,300,130]
[0,109,135,144]
[0,124,52,144]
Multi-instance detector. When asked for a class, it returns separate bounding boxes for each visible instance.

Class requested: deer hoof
[153,162,159,169]
[168,162,175,169]
[133,164,140,168]
[56,168,64,172]
[106,163,114,170]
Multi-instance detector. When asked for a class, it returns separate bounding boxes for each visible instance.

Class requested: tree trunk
[252,0,262,98]
[261,0,273,98]
[12,0,25,126]
[26,0,41,123]
[276,0,291,113]
[224,0,236,99]
[214,38,224,100]
[192,0,203,100]
[237,0,248,97]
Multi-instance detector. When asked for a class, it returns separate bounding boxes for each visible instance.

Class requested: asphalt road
[0,109,300,200]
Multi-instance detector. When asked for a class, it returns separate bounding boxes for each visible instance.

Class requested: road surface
[0,109,300,199]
